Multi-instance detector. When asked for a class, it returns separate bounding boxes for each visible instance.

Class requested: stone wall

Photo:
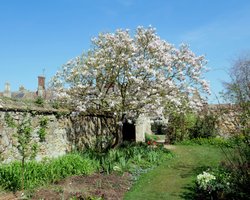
[0,98,243,163]
[0,104,116,163]
[207,104,242,137]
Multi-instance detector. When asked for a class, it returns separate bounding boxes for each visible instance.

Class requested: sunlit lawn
[124,145,226,200]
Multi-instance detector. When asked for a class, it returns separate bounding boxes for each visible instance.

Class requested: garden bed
[0,173,132,200]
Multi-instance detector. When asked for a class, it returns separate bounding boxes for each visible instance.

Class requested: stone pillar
[135,115,152,142]
[3,82,11,98]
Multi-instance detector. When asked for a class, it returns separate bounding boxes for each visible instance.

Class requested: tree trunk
[21,157,25,190]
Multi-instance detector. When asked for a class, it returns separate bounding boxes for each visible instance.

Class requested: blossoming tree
[51,26,210,144]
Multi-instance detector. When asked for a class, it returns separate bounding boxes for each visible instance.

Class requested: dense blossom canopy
[51,26,210,119]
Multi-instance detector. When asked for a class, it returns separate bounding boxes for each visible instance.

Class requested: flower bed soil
[0,173,132,200]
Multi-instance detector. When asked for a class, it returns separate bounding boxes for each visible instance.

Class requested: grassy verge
[124,145,226,200]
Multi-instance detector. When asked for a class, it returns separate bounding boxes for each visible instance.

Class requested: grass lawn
[124,145,226,200]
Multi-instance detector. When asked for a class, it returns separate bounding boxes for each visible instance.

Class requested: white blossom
[50,26,210,120]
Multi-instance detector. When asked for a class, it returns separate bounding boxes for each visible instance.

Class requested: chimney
[37,76,45,97]
[38,76,45,90]
[3,82,11,98]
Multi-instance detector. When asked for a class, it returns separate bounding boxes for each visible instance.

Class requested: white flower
[197,171,216,190]
[113,166,122,171]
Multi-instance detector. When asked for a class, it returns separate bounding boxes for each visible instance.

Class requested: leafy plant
[194,168,232,200]
[34,96,44,106]
[166,112,198,143]
[83,142,172,174]
[190,113,218,139]
[4,113,16,128]
[38,116,48,142]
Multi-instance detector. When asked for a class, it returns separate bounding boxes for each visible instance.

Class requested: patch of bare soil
[0,173,132,200]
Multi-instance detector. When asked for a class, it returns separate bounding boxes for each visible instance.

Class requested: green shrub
[4,113,16,128]
[34,96,44,106]
[190,114,218,139]
[166,112,198,143]
[194,168,232,200]
[194,160,250,200]
[38,116,49,142]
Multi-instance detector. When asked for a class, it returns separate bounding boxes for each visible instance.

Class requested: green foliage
[193,168,232,200]
[166,112,198,143]
[4,113,16,128]
[84,142,172,175]
[34,96,44,106]
[15,116,35,160]
[190,139,250,200]
[194,160,250,200]
[0,154,97,191]
[151,121,166,135]
[223,140,250,199]
[37,128,46,142]
[166,112,218,144]
[190,114,218,139]
[38,116,48,142]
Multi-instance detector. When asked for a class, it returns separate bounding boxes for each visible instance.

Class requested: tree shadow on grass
[180,184,215,200]
[179,184,197,200]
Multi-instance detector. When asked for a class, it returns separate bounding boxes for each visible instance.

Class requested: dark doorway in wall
[122,122,136,142]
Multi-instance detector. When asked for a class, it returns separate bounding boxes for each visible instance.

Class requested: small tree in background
[51,26,210,145]
[219,53,250,199]
[223,53,250,103]
[223,53,250,137]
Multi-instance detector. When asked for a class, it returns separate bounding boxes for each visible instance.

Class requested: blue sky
[0,0,250,103]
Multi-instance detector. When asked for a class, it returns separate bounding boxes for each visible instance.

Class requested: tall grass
[0,154,98,191]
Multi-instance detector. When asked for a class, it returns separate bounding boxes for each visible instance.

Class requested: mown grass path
[124,145,225,200]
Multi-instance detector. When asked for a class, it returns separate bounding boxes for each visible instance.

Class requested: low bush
[190,114,218,139]
[194,168,232,200]
[166,112,197,143]
[166,112,218,144]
